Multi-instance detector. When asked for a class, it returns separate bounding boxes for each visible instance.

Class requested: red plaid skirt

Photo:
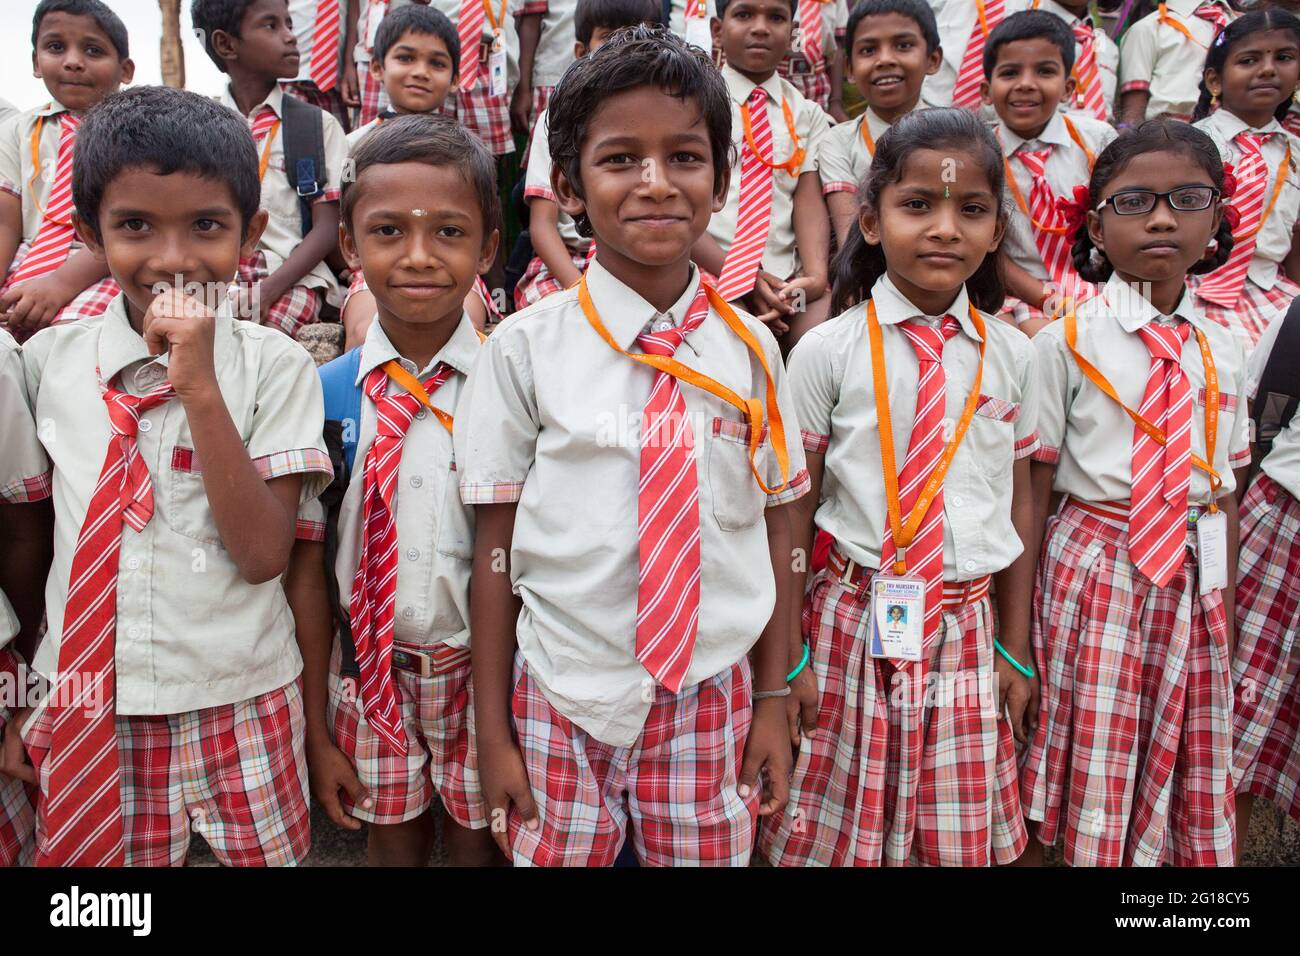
[513,247,592,310]
[358,66,385,127]
[1020,501,1236,867]
[759,560,1026,867]
[327,640,487,829]
[1,241,119,332]
[1231,474,1300,822]
[507,654,758,866]
[0,651,35,867]
[1193,272,1298,350]
[444,78,514,156]
[236,252,324,338]
[23,679,311,866]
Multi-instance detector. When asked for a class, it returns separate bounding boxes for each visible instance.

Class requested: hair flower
[1055,184,1091,234]
[1223,204,1242,231]
[1220,162,1237,200]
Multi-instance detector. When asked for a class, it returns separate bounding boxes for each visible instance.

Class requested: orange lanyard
[742,95,806,178]
[1002,117,1096,234]
[256,121,281,183]
[382,360,457,434]
[867,300,986,575]
[578,274,791,494]
[1159,2,1211,49]
[685,0,706,16]
[482,0,508,35]
[975,0,991,39]
[859,114,876,157]
[1234,138,1293,242]
[1063,304,1223,508]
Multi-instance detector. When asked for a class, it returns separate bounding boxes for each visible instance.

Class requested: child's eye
[46,41,64,53]
[897,40,914,51]
[902,198,929,211]
[602,152,639,165]
[121,218,148,232]
[373,224,402,237]
[438,225,465,238]
[397,53,412,62]
[963,203,989,215]
[85,45,104,57]
[671,150,704,164]
[194,219,221,233]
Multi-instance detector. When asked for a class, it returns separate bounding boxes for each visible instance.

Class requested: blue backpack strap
[319,346,364,477]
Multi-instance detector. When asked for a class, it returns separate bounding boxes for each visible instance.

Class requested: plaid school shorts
[1231,474,1300,823]
[445,74,515,156]
[507,654,759,867]
[1019,501,1236,867]
[759,560,1025,867]
[0,651,35,867]
[1,241,120,331]
[513,246,592,310]
[357,66,386,127]
[23,678,312,867]
[1194,273,1298,350]
[777,57,832,111]
[327,640,487,829]
[283,80,350,130]
[236,252,324,338]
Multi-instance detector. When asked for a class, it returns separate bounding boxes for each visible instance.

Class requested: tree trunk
[159,0,185,88]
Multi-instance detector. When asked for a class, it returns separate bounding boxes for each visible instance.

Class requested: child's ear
[72,212,105,261]
[989,213,1006,254]
[241,209,270,260]
[979,79,992,107]
[711,16,722,46]
[477,227,501,275]
[339,217,362,273]
[713,163,732,212]
[1085,207,1104,257]
[573,41,588,59]
[1062,70,1076,105]
[858,204,882,246]
[369,58,384,82]
[926,46,943,77]
[211,28,239,68]
[118,58,136,86]
[551,164,587,222]
[31,52,41,79]
[1204,68,1221,101]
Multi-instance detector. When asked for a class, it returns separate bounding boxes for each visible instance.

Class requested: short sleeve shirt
[522,107,586,252]
[922,0,1031,111]
[1036,0,1118,122]
[1119,0,1236,121]
[819,107,896,196]
[0,100,84,248]
[1247,314,1300,502]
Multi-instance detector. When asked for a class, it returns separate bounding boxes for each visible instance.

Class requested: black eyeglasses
[1095,185,1220,216]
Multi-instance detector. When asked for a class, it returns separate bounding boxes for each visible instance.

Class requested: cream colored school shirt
[454,258,810,746]
[354,0,419,66]
[1247,314,1300,502]
[0,329,51,648]
[0,98,17,125]
[0,99,86,250]
[1033,0,1118,122]
[219,84,348,307]
[530,0,576,91]
[707,65,830,282]
[921,0,1031,111]
[818,107,894,196]
[522,107,585,252]
[996,112,1117,282]
[1033,273,1252,505]
[1119,0,1235,121]
[1194,109,1300,293]
[789,274,1040,579]
[331,315,480,649]
[21,295,333,714]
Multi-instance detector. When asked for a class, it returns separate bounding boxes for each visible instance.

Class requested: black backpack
[1253,297,1300,460]
[279,93,328,237]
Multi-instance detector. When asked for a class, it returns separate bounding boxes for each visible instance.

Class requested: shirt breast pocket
[165,447,226,547]
[1198,387,1239,438]
[436,459,475,560]
[708,416,767,532]
[969,394,1019,480]
[263,157,300,223]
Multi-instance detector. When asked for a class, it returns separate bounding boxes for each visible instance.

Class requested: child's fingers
[759,764,790,816]
[488,798,514,858]
[786,698,801,749]
[510,779,540,831]
[800,696,818,738]
[0,728,35,784]
[339,765,373,818]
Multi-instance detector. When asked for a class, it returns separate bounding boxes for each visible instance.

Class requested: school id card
[1195,508,1228,595]
[489,39,508,98]
[868,573,926,663]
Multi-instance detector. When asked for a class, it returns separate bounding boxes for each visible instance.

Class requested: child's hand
[143,289,219,400]
[739,697,792,816]
[510,83,532,137]
[478,737,539,860]
[779,274,827,312]
[749,271,793,333]
[340,61,361,109]
[306,734,370,831]
[234,281,266,325]
[0,706,35,784]
[787,666,818,749]
[995,659,1039,746]
[0,274,75,337]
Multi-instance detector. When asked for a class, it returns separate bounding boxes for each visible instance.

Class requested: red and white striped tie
[350,363,458,755]
[1196,131,1269,308]
[796,0,826,71]
[457,0,486,92]
[635,284,712,692]
[8,113,81,287]
[952,0,1004,111]
[1071,22,1108,121]
[1195,1,1230,32]
[716,88,773,303]
[309,0,342,92]
[249,104,279,144]
[1016,146,1085,297]
[36,375,176,867]
[1129,321,1192,588]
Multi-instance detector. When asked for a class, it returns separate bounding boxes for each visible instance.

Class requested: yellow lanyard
[577,275,791,494]
[867,301,986,575]
[1001,116,1096,234]
[741,95,806,178]
[1063,304,1223,508]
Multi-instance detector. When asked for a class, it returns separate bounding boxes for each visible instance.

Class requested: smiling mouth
[872,75,903,86]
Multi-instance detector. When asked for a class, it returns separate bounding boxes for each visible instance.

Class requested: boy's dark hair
[1193,8,1300,122]
[831,108,1007,315]
[982,10,1075,80]
[843,0,940,58]
[575,0,663,47]
[548,26,732,237]
[715,0,798,19]
[1070,119,1234,282]
[191,0,256,72]
[342,113,500,239]
[33,0,129,60]
[374,4,461,78]
[72,86,261,238]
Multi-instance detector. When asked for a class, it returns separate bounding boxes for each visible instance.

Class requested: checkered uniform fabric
[1,241,119,329]
[513,247,593,309]
[358,67,386,127]
[776,62,832,112]
[327,640,487,828]
[444,76,514,156]
[759,567,1026,867]
[236,252,324,338]
[0,652,35,867]
[1231,474,1300,822]
[283,80,350,129]
[507,654,759,866]
[1020,502,1236,867]
[23,679,311,866]
[1194,272,1300,350]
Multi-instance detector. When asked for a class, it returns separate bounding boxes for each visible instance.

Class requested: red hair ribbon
[1220,162,1237,200]
[1055,184,1092,234]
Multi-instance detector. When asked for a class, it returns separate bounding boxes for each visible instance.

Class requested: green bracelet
[994,640,1035,679]
[786,643,810,682]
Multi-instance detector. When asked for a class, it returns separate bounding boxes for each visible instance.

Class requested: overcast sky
[3,0,228,109]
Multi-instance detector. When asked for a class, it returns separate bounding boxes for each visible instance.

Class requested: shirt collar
[998,110,1072,157]
[220,82,285,119]
[721,63,784,108]
[356,311,483,384]
[36,98,73,119]
[1035,0,1082,26]
[1208,107,1283,140]
[584,256,704,351]
[97,292,237,386]
[1099,273,1210,334]
[862,107,892,143]
[869,273,982,342]
[1166,0,1225,15]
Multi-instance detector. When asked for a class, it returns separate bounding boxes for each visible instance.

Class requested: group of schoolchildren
[0,0,1297,870]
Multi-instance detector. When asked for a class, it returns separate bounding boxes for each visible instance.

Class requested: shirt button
[964,560,977,573]
[126,557,142,571]
[415,408,428,420]
[406,548,420,561]
[410,475,423,489]
[127,625,141,639]
[950,495,964,508]
[138,419,153,433]
[401,606,415,620]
